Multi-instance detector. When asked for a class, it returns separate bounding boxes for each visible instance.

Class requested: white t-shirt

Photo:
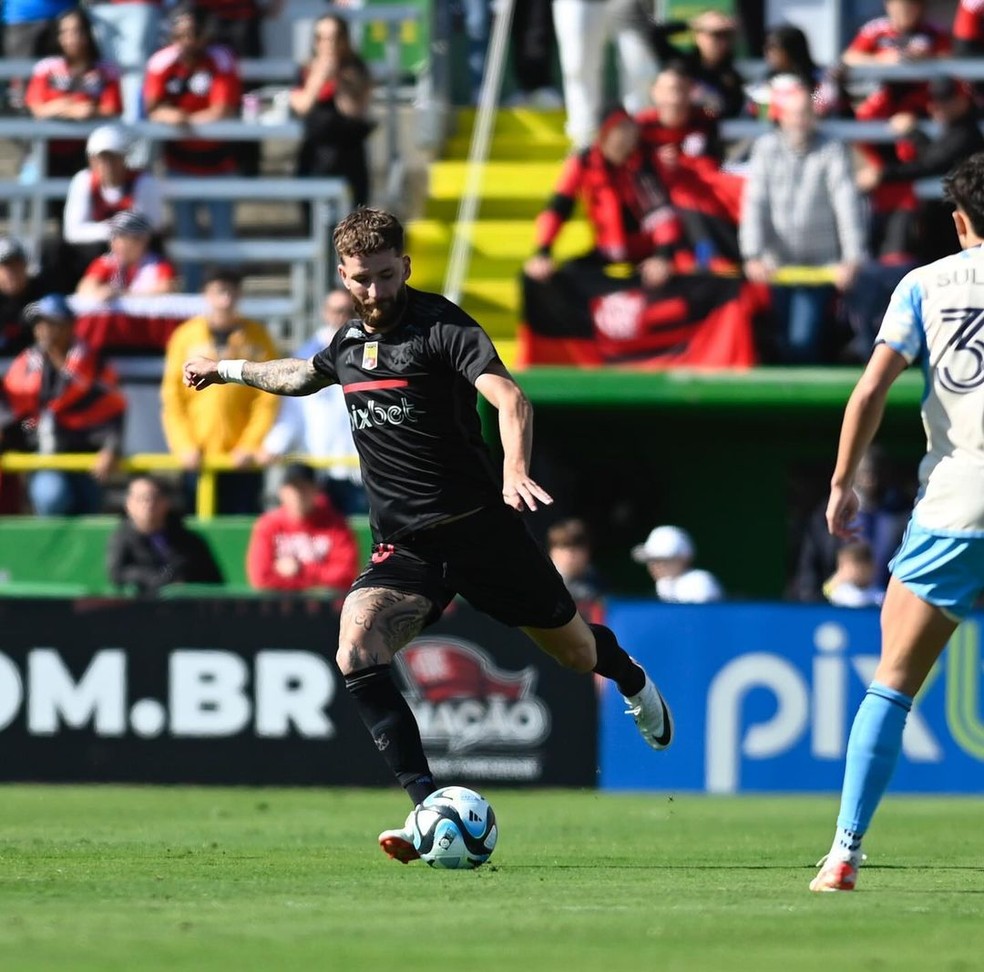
[656,569,724,604]
[876,244,984,534]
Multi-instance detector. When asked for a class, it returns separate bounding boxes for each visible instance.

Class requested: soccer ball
[411,786,498,870]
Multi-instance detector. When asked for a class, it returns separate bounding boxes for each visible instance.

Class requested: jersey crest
[362,341,379,370]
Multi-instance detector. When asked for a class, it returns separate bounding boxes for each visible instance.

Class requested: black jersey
[312,286,503,542]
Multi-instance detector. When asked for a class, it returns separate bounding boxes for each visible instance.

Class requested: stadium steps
[407,107,594,367]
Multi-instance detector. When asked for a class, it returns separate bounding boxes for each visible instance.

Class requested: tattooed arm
[183,356,335,396]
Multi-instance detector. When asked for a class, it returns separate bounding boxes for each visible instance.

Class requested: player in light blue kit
[811,153,984,892]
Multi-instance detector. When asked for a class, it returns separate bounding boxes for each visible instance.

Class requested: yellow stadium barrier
[0,453,360,519]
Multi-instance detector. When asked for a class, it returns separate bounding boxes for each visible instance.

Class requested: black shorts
[352,505,577,629]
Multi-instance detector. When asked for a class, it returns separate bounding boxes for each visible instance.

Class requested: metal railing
[0,452,360,519]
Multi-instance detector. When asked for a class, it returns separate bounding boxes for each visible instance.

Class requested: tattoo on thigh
[340,588,432,662]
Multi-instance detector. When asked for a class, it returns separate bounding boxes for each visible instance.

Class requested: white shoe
[378,809,420,863]
[809,853,859,892]
[623,670,673,750]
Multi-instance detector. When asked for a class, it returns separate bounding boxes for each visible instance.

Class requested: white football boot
[623,669,674,750]
[378,809,420,863]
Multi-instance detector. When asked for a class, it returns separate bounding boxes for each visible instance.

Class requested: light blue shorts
[889,518,984,619]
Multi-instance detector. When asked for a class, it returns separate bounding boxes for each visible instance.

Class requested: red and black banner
[519,257,767,367]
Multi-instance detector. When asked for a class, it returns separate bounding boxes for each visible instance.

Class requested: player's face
[339,249,411,333]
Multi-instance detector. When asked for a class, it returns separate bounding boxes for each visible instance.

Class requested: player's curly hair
[333,207,405,259]
[943,152,984,238]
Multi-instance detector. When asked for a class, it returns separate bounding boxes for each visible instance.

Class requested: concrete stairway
[407,108,593,366]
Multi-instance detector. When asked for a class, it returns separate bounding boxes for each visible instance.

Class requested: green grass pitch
[2,786,983,971]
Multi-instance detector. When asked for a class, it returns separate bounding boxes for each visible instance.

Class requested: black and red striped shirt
[311,287,502,542]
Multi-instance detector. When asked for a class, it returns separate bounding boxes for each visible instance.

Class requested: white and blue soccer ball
[411,786,498,870]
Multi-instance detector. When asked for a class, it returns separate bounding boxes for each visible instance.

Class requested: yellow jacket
[161,315,280,456]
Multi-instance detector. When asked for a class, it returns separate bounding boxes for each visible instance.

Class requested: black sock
[344,664,437,807]
[589,623,645,697]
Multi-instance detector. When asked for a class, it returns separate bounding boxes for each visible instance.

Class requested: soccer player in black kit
[184,208,673,862]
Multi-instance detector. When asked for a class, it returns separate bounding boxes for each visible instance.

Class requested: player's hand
[180,448,202,471]
[502,472,554,513]
[184,357,225,390]
[826,483,861,539]
[524,254,555,281]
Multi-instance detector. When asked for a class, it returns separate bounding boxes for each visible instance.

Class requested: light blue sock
[834,682,912,855]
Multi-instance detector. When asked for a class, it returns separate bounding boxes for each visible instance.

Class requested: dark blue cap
[24,294,74,326]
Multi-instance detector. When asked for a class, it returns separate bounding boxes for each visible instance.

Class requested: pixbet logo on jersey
[348,397,419,431]
[395,637,551,781]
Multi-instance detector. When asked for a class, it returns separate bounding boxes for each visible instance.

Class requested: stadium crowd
[0,0,977,602]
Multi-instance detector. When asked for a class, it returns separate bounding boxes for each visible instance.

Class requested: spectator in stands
[552,0,659,149]
[292,13,375,207]
[62,125,167,293]
[161,267,278,514]
[791,447,908,602]
[637,64,722,166]
[0,295,125,515]
[144,3,242,292]
[632,524,723,603]
[246,462,359,593]
[197,0,285,177]
[823,541,886,608]
[0,238,45,357]
[844,0,950,266]
[107,474,224,595]
[747,24,849,119]
[844,77,984,353]
[739,84,866,363]
[858,77,983,243]
[258,288,367,516]
[507,0,562,108]
[649,10,745,119]
[953,0,984,55]
[25,8,124,179]
[525,106,680,289]
[76,211,177,300]
[546,517,604,603]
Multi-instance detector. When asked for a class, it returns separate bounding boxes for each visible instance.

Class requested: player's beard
[354,284,408,333]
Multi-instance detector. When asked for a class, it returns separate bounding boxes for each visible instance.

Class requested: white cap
[631,525,695,563]
[87,124,129,157]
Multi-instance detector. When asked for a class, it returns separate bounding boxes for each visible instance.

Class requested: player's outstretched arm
[827,343,908,538]
[475,364,554,513]
[184,356,333,397]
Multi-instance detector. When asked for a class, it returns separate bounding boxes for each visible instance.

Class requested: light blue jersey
[877,244,984,536]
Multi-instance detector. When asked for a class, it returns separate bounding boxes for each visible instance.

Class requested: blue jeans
[170,182,235,293]
[88,2,162,121]
[770,284,835,364]
[29,470,102,516]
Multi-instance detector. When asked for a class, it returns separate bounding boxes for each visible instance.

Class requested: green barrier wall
[0,516,374,594]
